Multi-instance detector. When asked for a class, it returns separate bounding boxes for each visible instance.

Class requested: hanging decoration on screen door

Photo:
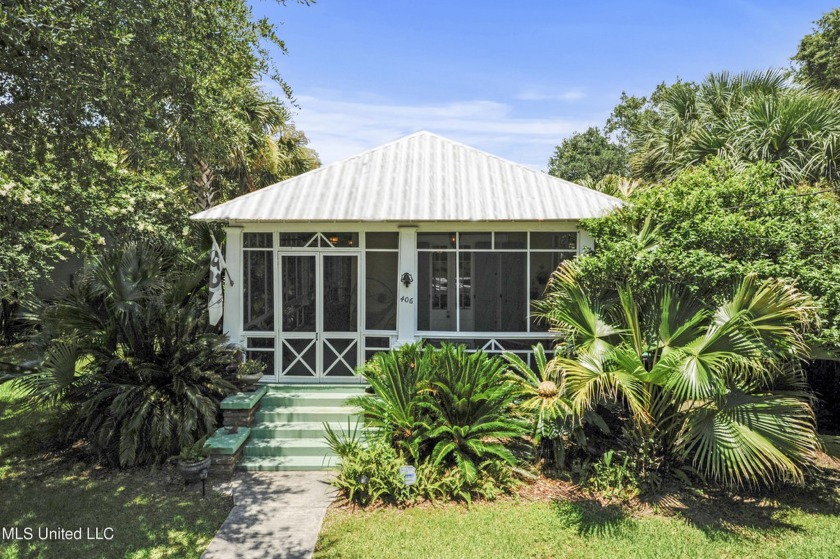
[208,233,233,326]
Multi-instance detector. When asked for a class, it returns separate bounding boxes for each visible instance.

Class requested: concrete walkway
[202,472,336,559]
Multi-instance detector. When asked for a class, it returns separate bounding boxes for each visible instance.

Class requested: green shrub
[330,439,414,507]
[328,435,520,507]
[5,240,241,467]
[584,450,640,501]
[336,343,527,505]
[349,342,434,460]
[421,345,528,482]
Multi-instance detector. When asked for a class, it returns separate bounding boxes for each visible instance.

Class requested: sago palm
[8,241,241,467]
[421,345,527,482]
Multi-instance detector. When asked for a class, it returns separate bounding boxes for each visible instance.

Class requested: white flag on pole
[208,233,227,326]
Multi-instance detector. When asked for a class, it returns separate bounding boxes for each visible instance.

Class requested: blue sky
[252,1,838,170]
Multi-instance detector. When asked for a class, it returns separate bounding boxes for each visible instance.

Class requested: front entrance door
[278,252,360,383]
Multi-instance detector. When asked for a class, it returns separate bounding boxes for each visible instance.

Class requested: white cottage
[191,131,621,384]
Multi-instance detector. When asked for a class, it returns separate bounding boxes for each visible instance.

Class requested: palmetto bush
[631,70,840,184]
[533,261,822,488]
[8,241,241,467]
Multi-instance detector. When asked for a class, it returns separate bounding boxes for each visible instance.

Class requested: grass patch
[0,382,231,559]
[315,476,840,559]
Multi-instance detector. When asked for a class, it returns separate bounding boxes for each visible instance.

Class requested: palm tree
[220,84,319,195]
[187,82,320,212]
[631,70,840,185]
[532,261,821,487]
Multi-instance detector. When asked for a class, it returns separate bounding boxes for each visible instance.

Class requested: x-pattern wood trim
[282,338,317,376]
[323,338,357,376]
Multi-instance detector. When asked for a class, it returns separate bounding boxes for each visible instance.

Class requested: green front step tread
[244,437,334,458]
[249,421,361,439]
[260,392,367,408]
[238,455,341,472]
[255,406,362,423]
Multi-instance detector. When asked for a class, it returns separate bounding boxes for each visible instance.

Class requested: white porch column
[396,227,418,346]
[579,227,595,254]
[223,225,243,345]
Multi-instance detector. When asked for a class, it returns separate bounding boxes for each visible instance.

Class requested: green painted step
[260,392,367,408]
[244,438,334,458]
[249,420,353,439]
[239,384,368,471]
[255,406,361,423]
[265,384,367,393]
[238,455,340,472]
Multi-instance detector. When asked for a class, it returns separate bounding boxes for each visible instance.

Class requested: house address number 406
[400,296,414,304]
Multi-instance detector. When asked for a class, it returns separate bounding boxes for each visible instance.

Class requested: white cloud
[515,88,587,102]
[271,87,595,169]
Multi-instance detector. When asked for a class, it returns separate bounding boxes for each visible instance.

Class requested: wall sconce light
[401,272,413,288]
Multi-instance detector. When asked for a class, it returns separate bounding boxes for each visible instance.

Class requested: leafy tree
[793,8,840,90]
[627,70,840,184]
[547,127,628,183]
[534,261,821,487]
[577,158,840,352]
[0,0,317,307]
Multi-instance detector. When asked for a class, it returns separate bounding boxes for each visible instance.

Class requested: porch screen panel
[417,251,456,331]
[468,252,527,332]
[322,255,358,332]
[281,255,316,332]
[243,250,274,331]
[530,252,571,331]
[365,251,398,330]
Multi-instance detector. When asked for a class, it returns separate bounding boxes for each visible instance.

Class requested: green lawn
[316,475,840,559]
[0,382,231,559]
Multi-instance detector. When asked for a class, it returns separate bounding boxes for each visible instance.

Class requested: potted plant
[175,437,211,483]
[235,359,266,392]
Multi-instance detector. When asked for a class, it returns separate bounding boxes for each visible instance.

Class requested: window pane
[365,336,391,348]
[495,232,526,249]
[246,350,274,378]
[530,252,571,330]
[365,252,398,330]
[243,251,274,331]
[366,232,399,249]
[459,233,491,249]
[531,232,577,250]
[279,232,316,247]
[469,252,526,332]
[417,252,456,331]
[243,233,273,249]
[417,233,455,249]
[322,232,359,248]
[247,337,274,349]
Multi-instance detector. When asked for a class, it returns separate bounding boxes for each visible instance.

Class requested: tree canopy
[0,0,317,302]
[547,127,628,183]
[627,70,840,185]
[577,158,840,352]
[793,7,840,90]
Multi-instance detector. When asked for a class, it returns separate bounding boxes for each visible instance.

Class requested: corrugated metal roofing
[191,131,623,222]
